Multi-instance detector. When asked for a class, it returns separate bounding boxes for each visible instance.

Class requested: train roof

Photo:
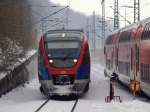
[109,17,150,35]
[46,29,84,34]
[105,17,150,45]
[44,29,84,42]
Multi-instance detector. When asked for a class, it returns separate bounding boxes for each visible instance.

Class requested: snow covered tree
[0,36,24,71]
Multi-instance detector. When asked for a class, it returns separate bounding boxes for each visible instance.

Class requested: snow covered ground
[0,61,150,112]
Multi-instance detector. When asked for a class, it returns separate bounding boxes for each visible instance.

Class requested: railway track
[70,99,78,112]
[34,98,79,112]
[34,98,50,112]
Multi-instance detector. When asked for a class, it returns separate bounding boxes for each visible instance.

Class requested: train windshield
[46,40,81,59]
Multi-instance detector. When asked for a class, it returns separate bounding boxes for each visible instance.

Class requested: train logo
[38,29,91,97]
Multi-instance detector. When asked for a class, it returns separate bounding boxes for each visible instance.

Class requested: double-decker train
[38,29,90,97]
[104,17,150,96]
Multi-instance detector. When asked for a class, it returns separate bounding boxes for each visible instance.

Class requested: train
[104,17,150,96]
[38,29,91,97]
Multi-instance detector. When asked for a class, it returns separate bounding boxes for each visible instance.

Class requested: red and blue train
[38,29,90,97]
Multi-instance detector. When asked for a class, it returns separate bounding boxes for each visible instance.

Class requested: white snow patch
[18,49,37,63]
[0,79,45,112]
[0,62,150,112]
[0,72,7,80]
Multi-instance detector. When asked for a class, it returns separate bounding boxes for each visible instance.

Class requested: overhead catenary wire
[109,6,132,25]
[29,5,60,7]
[41,6,69,21]
[66,0,71,28]
[31,6,69,27]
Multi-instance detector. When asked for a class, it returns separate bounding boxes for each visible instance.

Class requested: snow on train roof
[44,30,83,41]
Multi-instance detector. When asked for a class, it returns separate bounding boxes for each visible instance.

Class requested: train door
[112,47,115,71]
[130,44,139,80]
[130,25,141,81]
[113,46,118,72]
[115,47,118,71]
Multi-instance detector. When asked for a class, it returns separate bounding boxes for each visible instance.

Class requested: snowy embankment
[0,62,150,112]
[0,38,37,96]
[0,50,37,80]
[0,37,37,79]
[0,50,37,96]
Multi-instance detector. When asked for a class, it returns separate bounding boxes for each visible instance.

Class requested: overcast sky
[50,0,150,27]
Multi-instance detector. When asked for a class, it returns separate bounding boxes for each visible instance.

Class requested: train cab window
[141,22,150,40]
[119,30,131,43]
[46,41,81,59]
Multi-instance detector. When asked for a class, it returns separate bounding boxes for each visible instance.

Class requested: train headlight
[73,59,78,63]
[49,59,53,63]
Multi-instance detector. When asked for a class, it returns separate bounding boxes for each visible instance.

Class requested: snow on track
[38,100,77,112]
[84,63,133,102]
[0,80,46,112]
[0,62,150,112]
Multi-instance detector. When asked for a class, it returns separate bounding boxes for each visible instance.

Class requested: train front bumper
[40,79,89,96]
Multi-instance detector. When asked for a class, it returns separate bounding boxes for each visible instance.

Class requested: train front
[38,30,90,96]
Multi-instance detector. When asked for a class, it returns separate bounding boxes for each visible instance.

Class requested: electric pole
[122,5,133,26]
[101,0,105,48]
[92,11,96,51]
[86,19,90,41]
[109,6,132,25]
[134,0,140,23]
[114,0,119,30]
[40,6,69,34]
[66,0,70,28]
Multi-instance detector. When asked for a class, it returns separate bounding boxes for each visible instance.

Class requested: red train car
[104,18,150,96]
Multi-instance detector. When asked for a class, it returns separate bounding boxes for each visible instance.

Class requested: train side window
[148,24,150,39]
[136,45,139,71]
[143,23,149,39]
[119,30,131,43]
[106,34,114,45]
[141,22,150,40]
